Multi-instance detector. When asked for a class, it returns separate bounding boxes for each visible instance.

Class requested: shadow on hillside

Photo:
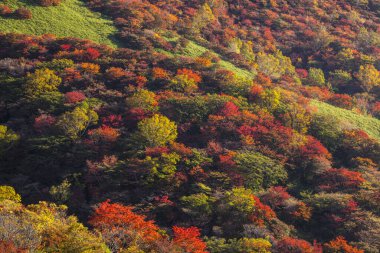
[18,0,40,6]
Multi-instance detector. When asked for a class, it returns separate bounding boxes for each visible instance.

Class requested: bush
[327,94,354,110]
[307,68,325,87]
[14,7,32,20]
[0,4,12,16]
[38,0,62,7]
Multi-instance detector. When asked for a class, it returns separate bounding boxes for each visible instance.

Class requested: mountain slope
[0,0,118,47]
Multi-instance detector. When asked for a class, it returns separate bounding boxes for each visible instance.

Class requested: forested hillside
[0,0,379,252]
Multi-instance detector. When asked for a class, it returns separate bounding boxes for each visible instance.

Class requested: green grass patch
[160,36,255,79]
[312,100,380,141]
[0,0,119,47]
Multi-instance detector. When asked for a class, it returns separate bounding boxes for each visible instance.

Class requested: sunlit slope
[0,0,118,47]
[312,100,380,141]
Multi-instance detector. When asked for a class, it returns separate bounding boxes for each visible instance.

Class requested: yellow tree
[126,89,159,112]
[0,185,21,202]
[0,186,109,252]
[137,114,177,147]
[0,125,19,155]
[24,68,62,97]
[56,102,98,139]
[357,64,380,93]
[191,3,216,34]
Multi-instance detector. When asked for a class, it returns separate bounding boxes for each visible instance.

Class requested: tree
[0,185,21,202]
[137,114,177,147]
[0,188,108,252]
[256,50,295,80]
[307,68,326,87]
[126,89,158,112]
[234,151,287,191]
[309,114,342,152]
[0,125,19,155]
[356,65,379,93]
[319,168,365,192]
[104,67,125,80]
[328,94,354,110]
[324,236,364,253]
[56,101,99,139]
[64,91,86,104]
[235,238,272,253]
[282,102,311,134]
[259,88,281,112]
[329,70,352,89]
[168,69,201,93]
[24,68,61,97]
[144,152,180,183]
[180,193,213,223]
[89,200,162,252]
[205,237,272,253]
[172,226,207,253]
[223,187,256,214]
[49,179,71,204]
[88,125,120,144]
[276,237,314,253]
[191,3,216,34]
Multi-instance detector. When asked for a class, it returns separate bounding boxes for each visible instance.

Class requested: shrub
[276,237,314,253]
[307,68,326,87]
[0,4,12,16]
[0,125,19,155]
[14,7,32,20]
[324,236,364,253]
[64,91,86,104]
[328,94,354,110]
[38,0,62,7]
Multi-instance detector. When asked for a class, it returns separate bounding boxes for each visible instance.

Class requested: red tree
[324,236,364,253]
[64,91,86,104]
[89,200,162,250]
[172,226,207,253]
[276,237,314,253]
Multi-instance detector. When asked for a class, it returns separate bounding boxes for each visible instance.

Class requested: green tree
[309,114,342,152]
[144,152,180,183]
[49,179,71,204]
[24,68,62,97]
[180,193,213,216]
[191,3,216,34]
[137,114,177,147]
[307,68,326,87]
[37,59,74,72]
[329,70,352,89]
[356,27,380,53]
[357,64,380,93]
[234,151,287,191]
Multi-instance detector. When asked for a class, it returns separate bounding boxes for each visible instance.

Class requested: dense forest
[0,0,379,252]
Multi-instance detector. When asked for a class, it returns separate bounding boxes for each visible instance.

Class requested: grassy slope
[312,100,380,141]
[0,0,118,47]
[159,37,255,79]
